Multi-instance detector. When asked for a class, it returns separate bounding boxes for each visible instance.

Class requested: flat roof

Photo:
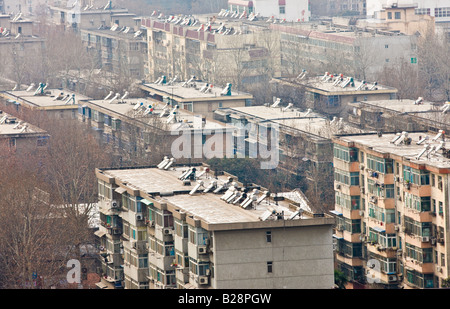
[84,97,232,131]
[1,88,91,109]
[98,165,330,227]
[141,81,253,102]
[219,105,368,139]
[336,132,450,170]
[0,112,47,136]
[275,75,397,95]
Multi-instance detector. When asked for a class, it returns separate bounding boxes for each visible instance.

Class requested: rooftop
[141,80,253,102]
[356,99,450,125]
[336,131,450,170]
[0,111,47,136]
[97,164,330,228]
[1,86,91,109]
[217,104,368,139]
[274,74,397,95]
[84,96,233,132]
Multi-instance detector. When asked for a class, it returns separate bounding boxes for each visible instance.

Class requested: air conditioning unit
[111,200,119,208]
[359,210,364,216]
[394,225,400,231]
[131,241,137,249]
[136,213,144,221]
[421,236,430,243]
[370,196,378,203]
[360,187,365,194]
[431,237,436,245]
[336,184,341,190]
[437,266,442,273]
[113,228,121,235]
[388,275,397,282]
[163,228,173,235]
[336,224,344,231]
[198,245,208,254]
[395,176,399,182]
[360,164,364,170]
[198,276,209,285]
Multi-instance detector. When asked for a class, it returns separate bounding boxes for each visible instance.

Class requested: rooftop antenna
[282,103,293,112]
[271,98,281,108]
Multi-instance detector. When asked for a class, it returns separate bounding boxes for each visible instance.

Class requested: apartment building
[331,131,450,289]
[355,3,435,36]
[140,78,253,119]
[213,102,369,211]
[227,0,311,22]
[272,21,418,80]
[0,15,46,84]
[0,86,91,121]
[78,93,235,165]
[48,0,129,32]
[80,21,147,79]
[140,12,280,92]
[94,163,335,289]
[271,73,398,117]
[0,109,49,154]
[348,99,450,133]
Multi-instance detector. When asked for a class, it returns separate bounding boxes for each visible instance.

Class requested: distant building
[214,102,369,211]
[272,21,418,80]
[94,164,335,289]
[140,78,253,119]
[78,93,235,165]
[331,131,450,288]
[0,109,49,154]
[227,0,311,22]
[140,12,280,92]
[271,74,398,117]
[348,99,450,133]
[0,86,91,120]
[48,0,129,32]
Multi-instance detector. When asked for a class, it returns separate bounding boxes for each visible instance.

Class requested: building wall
[252,0,311,22]
[212,225,334,288]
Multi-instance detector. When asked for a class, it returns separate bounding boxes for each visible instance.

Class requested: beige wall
[212,225,334,289]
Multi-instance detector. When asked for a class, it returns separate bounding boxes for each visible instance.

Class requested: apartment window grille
[435,7,450,18]
[266,231,272,243]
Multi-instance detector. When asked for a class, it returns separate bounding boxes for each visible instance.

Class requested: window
[266,231,272,243]
[267,261,273,273]
[335,191,360,210]
[279,6,285,14]
[333,145,358,162]
[367,155,392,173]
[336,217,361,234]
[368,203,395,223]
[403,166,430,185]
[404,192,431,212]
[385,44,389,49]
[406,243,433,263]
[387,12,392,19]
[395,12,401,19]
[334,168,360,186]
[435,7,450,18]
[404,216,431,237]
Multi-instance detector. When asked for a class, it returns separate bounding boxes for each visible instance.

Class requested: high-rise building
[331,130,450,288]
